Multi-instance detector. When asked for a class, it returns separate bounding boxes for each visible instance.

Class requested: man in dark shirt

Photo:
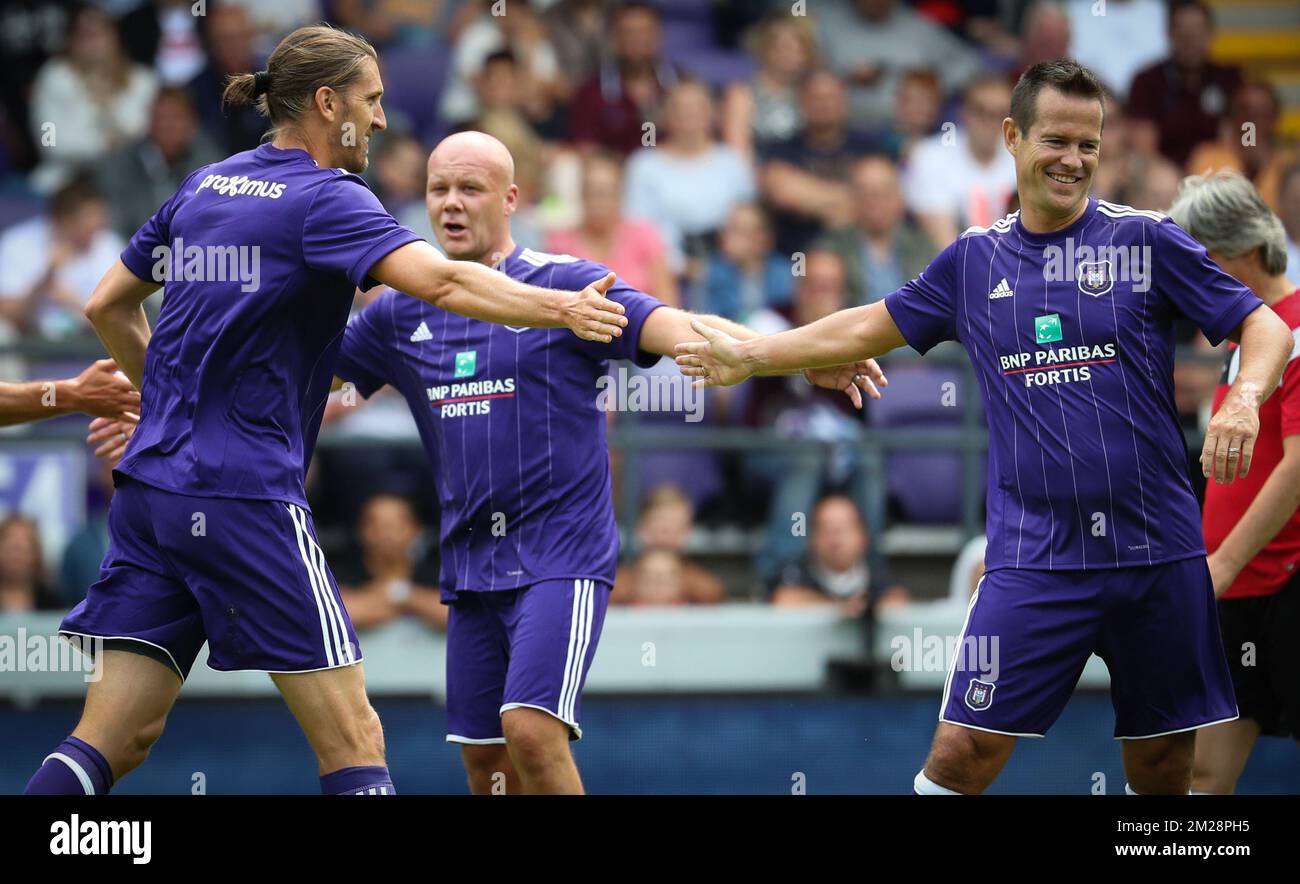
[566,2,676,155]
[1127,0,1241,168]
[186,5,267,154]
[758,70,879,255]
[96,87,223,238]
[814,155,937,306]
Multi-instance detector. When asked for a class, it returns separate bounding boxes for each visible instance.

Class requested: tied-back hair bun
[253,70,271,97]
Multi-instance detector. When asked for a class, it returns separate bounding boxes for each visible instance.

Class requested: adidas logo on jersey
[410,321,432,342]
[988,278,1014,299]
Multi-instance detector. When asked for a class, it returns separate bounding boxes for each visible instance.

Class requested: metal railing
[608,347,988,575]
[0,336,1223,574]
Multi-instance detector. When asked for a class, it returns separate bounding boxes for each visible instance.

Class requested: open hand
[87,415,137,466]
[1201,384,1260,484]
[565,272,626,343]
[803,360,889,409]
[674,319,752,388]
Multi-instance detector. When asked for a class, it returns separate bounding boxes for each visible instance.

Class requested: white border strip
[938,576,984,715]
[939,718,1046,739]
[500,702,584,741]
[58,630,183,680]
[1115,714,1239,741]
[445,734,508,745]
[45,752,95,794]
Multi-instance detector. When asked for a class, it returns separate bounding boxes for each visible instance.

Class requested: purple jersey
[885,198,1263,572]
[335,245,664,597]
[116,143,421,506]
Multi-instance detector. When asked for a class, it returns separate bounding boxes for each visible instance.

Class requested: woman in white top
[623,79,756,274]
[28,6,158,193]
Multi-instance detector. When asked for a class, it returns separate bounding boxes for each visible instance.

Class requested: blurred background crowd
[1,0,1298,631]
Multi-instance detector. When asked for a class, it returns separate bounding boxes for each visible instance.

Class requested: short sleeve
[566,79,603,146]
[119,166,209,283]
[621,151,659,230]
[883,240,961,354]
[561,262,664,367]
[302,176,423,291]
[1280,328,1300,439]
[1155,219,1263,346]
[0,226,40,298]
[335,293,397,399]
[726,148,756,202]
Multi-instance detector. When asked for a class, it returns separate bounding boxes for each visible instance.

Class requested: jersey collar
[1014,198,1097,246]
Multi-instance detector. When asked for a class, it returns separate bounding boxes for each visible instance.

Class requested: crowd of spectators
[1,0,1297,623]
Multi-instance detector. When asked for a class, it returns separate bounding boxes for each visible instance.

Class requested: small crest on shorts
[1077,261,1113,297]
[965,679,995,711]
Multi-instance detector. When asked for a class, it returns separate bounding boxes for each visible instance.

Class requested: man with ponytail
[24,25,628,797]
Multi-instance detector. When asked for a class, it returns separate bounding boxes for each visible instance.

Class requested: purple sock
[320,765,396,795]
[24,736,114,795]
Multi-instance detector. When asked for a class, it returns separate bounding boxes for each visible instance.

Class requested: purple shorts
[445,578,610,744]
[61,476,361,679]
[941,557,1238,739]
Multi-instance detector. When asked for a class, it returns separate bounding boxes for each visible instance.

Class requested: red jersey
[1203,290,1300,598]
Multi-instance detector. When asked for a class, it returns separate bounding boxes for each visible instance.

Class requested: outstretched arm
[675,300,909,389]
[0,358,140,427]
[369,241,628,343]
[641,306,888,408]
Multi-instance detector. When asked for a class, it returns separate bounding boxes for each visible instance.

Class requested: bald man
[331,131,883,794]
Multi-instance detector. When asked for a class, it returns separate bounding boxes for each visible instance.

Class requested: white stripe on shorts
[562,579,596,722]
[44,752,94,795]
[298,507,354,664]
[286,504,342,667]
[557,580,583,722]
[573,579,596,721]
[558,579,594,722]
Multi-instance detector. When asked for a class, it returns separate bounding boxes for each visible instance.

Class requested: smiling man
[675,59,1297,794]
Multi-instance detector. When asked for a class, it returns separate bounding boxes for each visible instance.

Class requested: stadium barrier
[0,606,1112,702]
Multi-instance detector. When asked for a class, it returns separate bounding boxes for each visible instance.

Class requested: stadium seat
[379,43,451,145]
[651,0,756,86]
[0,192,45,232]
[651,0,716,22]
[870,362,985,523]
[620,362,723,512]
[630,406,724,512]
[636,447,723,514]
[666,49,758,88]
[661,20,716,52]
[868,360,977,426]
[883,423,985,523]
